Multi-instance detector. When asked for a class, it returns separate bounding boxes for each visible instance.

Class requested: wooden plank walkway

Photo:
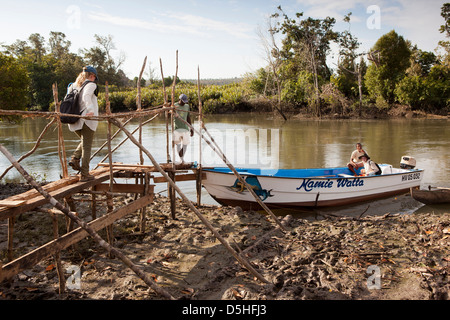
[0,167,114,220]
[0,162,205,283]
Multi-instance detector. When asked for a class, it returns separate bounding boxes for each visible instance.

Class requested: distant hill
[183,78,243,85]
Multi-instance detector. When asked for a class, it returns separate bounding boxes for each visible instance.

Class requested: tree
[48,31,71,60]
[82,34,126,87]
[438,3,450,66]
[336,12,367,115]
[28,33,46,63]
[273,6,339,116]
[365,30,411,105]
[0,53,30,115]
[257,15,286,119]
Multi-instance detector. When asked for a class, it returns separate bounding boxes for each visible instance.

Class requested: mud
[0,183,448,301]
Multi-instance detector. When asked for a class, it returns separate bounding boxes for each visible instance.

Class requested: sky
[0,0,447,80]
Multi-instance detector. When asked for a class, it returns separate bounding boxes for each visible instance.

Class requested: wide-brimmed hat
[359,153,370,160]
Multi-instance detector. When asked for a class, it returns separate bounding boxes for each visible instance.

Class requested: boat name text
[296,178,364,192]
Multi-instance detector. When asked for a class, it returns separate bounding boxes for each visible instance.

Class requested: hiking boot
[80,174,95,182]
[69,157,81,171]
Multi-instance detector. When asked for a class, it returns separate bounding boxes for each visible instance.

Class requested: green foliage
[97,82,251,114]
[0,53,30,113]
[394,75,426,109]
[1,14,449,117]
[365,30,411,104]
[281,71,315,106]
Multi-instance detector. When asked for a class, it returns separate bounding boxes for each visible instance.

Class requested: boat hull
[202,166,424,210]
[411,188,450,205]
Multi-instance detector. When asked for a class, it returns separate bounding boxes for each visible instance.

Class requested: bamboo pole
[0,143,176,300]
[108,119,269,284]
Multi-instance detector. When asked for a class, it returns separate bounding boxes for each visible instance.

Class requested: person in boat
[173,94,194,164]
[67,66,99,182]
[359,154,381,176]
[347,143,366,176]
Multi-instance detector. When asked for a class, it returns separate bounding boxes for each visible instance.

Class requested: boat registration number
[402,172,421,182]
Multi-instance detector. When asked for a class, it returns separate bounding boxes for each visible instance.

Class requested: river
[1,114,449,216]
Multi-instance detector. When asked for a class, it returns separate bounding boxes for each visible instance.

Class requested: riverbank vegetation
[1,5,449,119]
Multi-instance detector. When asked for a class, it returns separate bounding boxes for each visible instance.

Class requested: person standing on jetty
[347,142,366,176]
[67,66,99,182]
[172,94,194,164]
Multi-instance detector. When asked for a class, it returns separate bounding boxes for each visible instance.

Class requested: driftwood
[0,144,176,300]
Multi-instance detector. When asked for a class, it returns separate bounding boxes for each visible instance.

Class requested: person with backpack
[67,66,99,182]
[359,153,381,176]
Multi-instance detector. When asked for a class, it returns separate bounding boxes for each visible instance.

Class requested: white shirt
[350,149,365,164]
[67,81,99,132]
[364,160,379,175]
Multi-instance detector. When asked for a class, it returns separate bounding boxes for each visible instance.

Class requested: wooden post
[105,82,115,255]
[51,212,65,294]
[160,58,175,219]
[137,57,148,231]
[91,192,97,220]
[160,58,169,162]
[169,51,179,219]
[137,56,147,165]
[0,144,176,300]
[7,216,14,262]
[53,83,68,178]
[140,171,150,233]
[196,66,203,205]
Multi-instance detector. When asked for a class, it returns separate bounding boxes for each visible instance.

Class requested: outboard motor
[400,156,416,169]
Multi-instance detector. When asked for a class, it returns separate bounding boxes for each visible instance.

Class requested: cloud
[296,0,369,20]
[88,11,253,39]
[378,0,444,50]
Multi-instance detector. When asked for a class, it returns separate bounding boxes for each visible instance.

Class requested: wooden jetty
[0,56,284,298]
